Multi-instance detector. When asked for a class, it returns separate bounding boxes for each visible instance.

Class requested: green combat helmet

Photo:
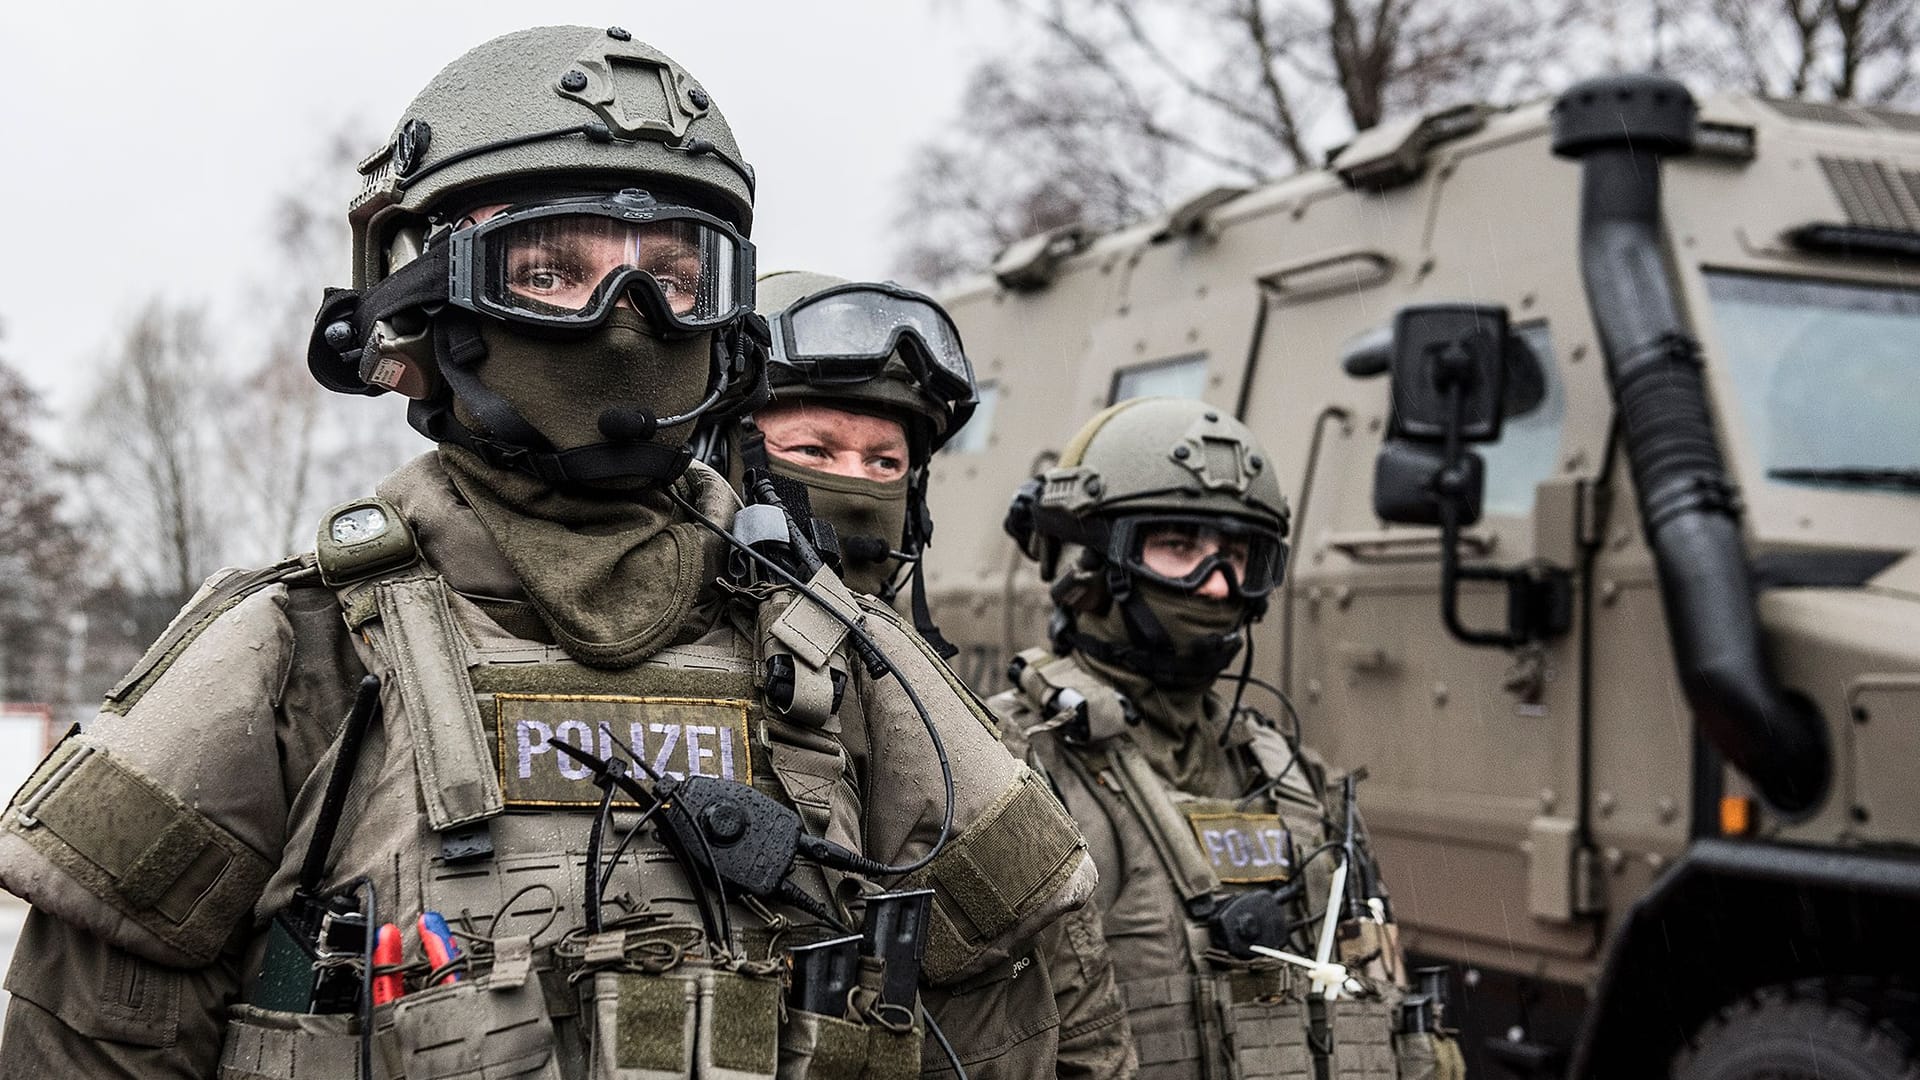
[305,25,767,492]
[1004,396,1292,687]
[748,270,975,457]
[696,270,977,652]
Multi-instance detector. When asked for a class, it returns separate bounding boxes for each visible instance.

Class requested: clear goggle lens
[778,286,974,399]
[456,193,751,332]
[1116,516,1288,598]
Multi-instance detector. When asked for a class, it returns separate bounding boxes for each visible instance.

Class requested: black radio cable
[667,486,957,875]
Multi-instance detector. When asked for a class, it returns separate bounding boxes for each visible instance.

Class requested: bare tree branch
[895,0,1577,286]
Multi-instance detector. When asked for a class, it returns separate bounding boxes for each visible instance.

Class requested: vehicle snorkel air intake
[1552,74,1830,815]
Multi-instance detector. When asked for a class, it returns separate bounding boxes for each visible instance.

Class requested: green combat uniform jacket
[990,648,1466,1080]
[0,454,1097,1079]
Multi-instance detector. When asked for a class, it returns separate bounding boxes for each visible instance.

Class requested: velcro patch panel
[493,694,753,810]
[1183,810,1291,884]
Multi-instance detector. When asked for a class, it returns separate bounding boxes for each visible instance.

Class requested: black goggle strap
[308,240,455,395]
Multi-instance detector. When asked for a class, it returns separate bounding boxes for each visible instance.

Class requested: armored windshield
[1704,270,1920,495]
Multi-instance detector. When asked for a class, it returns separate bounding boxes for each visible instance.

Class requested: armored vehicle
[922,75,1920,1077]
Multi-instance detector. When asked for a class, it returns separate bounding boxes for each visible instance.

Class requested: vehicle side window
[1477,322,1566,518]
[941,381,999,455]
[1110,353,1207,403]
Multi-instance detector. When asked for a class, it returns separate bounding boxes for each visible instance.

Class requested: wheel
[1674,985,1919,1080]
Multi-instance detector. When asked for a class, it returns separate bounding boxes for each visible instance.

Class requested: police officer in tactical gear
[0,27,1097,1079]
[700,271,1138,1078]
[994,397,1467,1080]
[698,271,974,654]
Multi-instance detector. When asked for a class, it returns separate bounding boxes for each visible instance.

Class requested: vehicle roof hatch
[1151,185,1251,242]
[1330,102,1492,192]
[992,223,1091,293]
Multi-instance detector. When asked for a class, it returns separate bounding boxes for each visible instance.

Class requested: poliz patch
[1184,811,1291,884]
[493,693,752,809]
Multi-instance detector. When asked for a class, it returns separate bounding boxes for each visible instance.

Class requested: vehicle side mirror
[1388,304,1510,443]
[1367,302,1569,651]
[1374,441,1483,527]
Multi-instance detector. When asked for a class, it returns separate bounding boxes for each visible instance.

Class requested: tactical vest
[213,501,921,1080]
[999,648,1433,1080]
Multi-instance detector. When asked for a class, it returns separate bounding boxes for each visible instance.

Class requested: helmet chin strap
[311,237,765,494]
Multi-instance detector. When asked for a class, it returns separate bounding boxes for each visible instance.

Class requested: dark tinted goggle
[1108,514,1288,599]
[447,189,754,334]
[771,282,976,407]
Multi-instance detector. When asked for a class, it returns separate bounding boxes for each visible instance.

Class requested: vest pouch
[777,1008,922,1080]
[1225,996,1312,1080]
[1325,997,1396,1080]
[1392,1030,1440,1080]
[1213,962,1307,1080]
[1117,973,1210,1078]
[217,1004,360,1080]
[581,968,698,1080]
[695,966,781,1080]
[375,971,560,1080]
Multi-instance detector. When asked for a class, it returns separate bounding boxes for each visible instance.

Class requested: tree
[1665,0,1919,105]
[71,301,223,607]
[0,323,86,702]
[896,0,1576,284]
[218,124,423,566]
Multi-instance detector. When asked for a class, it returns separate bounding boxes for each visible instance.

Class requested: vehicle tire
[1673,986,1919,1080]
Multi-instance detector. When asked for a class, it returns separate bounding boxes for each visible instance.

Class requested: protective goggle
[770,282,977,408]
[1106,514,1289,599]
[447,189,754,334]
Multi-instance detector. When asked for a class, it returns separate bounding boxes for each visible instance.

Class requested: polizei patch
[493,693,753,809]
[1183,811,1291,884]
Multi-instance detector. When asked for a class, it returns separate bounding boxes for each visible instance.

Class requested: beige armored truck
[922,75,1920,1077]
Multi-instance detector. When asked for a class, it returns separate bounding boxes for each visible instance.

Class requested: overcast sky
[0,1,996,420]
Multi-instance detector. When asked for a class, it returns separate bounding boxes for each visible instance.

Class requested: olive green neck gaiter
[463,307,711,469]
[439,447,726,668]
[434,311,723,669]
[1078,584,1248,722]
[766,457,909,597]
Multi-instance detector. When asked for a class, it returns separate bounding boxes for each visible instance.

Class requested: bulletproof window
[1110,352,1208,403]
[1475,321,1566,517]
[1704,270,1920,494]
[942,381,999,455]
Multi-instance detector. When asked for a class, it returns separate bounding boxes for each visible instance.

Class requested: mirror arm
[1433,377,1542,649]
[1438,499,1528,649]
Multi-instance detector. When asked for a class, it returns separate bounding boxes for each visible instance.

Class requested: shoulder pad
[316,496,418,587]
[1009,651,1133,744]
[104,555,318,716]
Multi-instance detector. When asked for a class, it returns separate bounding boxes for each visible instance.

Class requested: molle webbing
[907,770,1086,984]
[470,652,757,699]
[4,737,273,966]
[103,555,317,716]
[766,567,860,667]
[760,571,859,729]
[369,575,504,830]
